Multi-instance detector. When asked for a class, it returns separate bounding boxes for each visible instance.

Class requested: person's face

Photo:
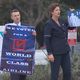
[51,6,60,18]
[11,11,21,23]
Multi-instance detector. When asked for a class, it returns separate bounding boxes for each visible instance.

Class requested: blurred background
[0,0,80,80]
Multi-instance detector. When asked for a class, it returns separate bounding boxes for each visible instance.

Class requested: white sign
[0,26,5,66]
[68,29,77,45]
[35,49,48,65]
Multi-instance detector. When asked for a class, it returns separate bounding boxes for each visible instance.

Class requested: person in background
[44,3,71,80]
[5,9,36,80]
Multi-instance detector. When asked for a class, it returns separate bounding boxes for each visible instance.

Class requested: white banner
[0,26,5,66]
[68,29,77,45]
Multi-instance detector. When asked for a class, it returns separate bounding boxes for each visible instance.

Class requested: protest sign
[1,25,35,75]
[68,10,80,27]
[68,29,77,46]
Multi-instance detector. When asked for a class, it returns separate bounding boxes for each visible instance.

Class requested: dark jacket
[44,18,70,55]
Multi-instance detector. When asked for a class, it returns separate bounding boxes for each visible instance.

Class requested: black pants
[10,73,26,80]
[50,53,71,80]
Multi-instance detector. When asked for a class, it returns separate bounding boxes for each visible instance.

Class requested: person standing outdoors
[5,9,36,80]
[44,3,71,80]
